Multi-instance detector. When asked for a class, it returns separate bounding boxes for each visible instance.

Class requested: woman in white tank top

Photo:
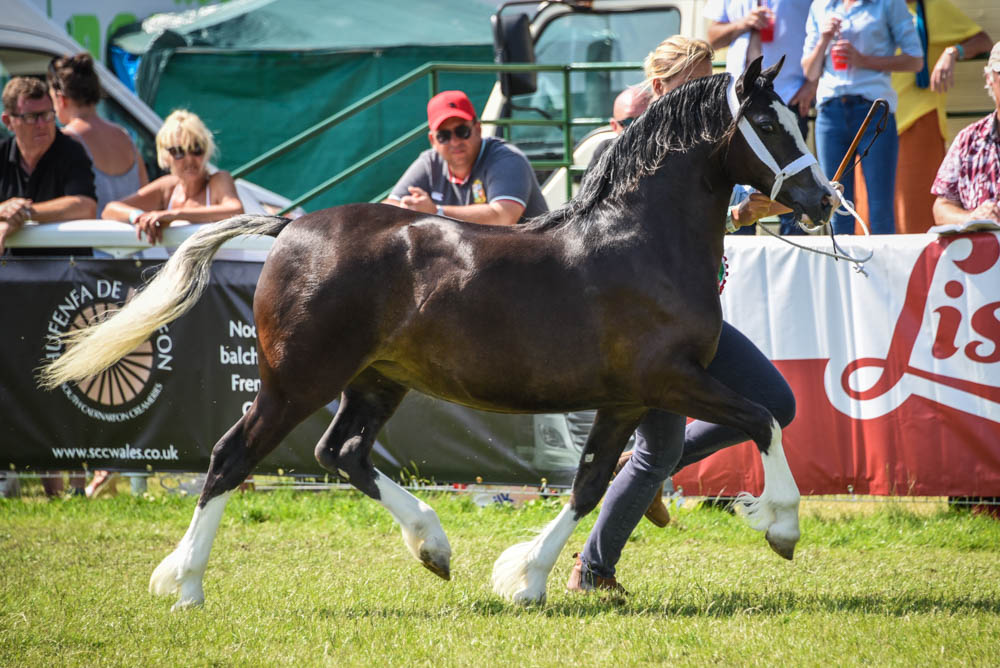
[48,53,149,217]
[102,109,243,245]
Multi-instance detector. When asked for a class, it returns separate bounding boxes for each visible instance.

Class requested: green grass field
[2,484,999,667]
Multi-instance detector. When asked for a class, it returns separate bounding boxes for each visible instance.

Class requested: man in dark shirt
[385,90,547,225]
[0,77,96,253]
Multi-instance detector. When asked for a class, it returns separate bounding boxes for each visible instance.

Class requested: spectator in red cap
[384,90,547,225]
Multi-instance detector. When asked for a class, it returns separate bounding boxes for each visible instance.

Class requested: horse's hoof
[765,529,797,560]
[171,596,204,612]
[509,589,546,606]
[419,548,451,580]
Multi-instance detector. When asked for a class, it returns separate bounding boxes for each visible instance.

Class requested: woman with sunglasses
[102,109,242,245]
[48,53,149,218]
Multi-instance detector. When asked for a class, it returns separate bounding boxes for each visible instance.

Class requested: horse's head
[726,57,833,228]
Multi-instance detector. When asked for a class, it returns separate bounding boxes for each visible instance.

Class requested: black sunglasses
[166,145,205,159]
[11,110,56,124]
[616,117,636,129]
[434,124,473,144]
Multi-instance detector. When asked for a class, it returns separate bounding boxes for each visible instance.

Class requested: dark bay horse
[41,57,834,608]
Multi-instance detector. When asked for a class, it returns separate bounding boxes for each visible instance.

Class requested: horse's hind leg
[659,361,800,559]
[150,389,319,610]
[314,368,451,580]
[491,407,643,604]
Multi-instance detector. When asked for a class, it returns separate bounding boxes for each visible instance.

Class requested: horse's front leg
[150,391,310,610]
[660,361,800,559]
[491,407,644,604]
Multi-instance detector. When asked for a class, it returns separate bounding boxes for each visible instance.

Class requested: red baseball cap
[427,90,477,131]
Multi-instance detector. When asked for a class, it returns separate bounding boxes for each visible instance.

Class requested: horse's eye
[759,122,776,133]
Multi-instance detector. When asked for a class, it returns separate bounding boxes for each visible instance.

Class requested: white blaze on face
[770,99,811,157]
[769,99,838,220]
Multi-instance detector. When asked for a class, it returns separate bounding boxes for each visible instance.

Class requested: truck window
[507,8,681,160]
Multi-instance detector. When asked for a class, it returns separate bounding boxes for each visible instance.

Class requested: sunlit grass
[1,487,998,666]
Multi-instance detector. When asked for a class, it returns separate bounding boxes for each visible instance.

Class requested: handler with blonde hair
[566,35,796,596]
[643,35,715,97]
[102,110,242,245]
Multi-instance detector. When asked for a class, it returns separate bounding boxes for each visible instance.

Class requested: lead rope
[726,76,877,275]
[757,194,874,276]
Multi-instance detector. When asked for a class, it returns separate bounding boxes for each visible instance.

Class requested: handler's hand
[734,193,774,227]
[399,187,437,214]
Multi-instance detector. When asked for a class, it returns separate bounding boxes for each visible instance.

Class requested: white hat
[989,41,1000,72]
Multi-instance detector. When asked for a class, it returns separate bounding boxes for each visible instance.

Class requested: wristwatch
[436,204,445,216]
[945,44,964,61]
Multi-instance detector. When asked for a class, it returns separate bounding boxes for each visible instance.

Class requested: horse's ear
[761,55,785,86]
[736,56,763,101]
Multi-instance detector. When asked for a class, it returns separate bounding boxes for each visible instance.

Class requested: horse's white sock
[373,470,451,577]
[736,418,800,558]
[492,503,579,604]
[150,491,231,610]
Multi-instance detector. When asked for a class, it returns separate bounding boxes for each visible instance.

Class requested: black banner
[0,258,580,485]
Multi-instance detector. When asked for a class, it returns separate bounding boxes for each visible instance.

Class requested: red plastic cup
[759,17,775,43]
[832,46,848,71]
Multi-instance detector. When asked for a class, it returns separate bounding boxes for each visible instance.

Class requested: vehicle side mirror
[491,12,537,98]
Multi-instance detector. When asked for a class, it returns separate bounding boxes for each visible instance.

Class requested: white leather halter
[725,75,874,273]
[725,77,817,201]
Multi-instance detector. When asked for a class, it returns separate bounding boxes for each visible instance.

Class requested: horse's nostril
[821,194,831,207]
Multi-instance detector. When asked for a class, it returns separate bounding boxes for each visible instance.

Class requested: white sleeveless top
[167,181,211,210]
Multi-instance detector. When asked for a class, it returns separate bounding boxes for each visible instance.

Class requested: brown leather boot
[566,553,628,599]
[615,451,670,528]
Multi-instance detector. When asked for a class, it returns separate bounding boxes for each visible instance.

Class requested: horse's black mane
[524,73,736,232]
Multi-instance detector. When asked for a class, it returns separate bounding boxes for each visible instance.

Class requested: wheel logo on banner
[70,301,155,406]
[44,280,174,422]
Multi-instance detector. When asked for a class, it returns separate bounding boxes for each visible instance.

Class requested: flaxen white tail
[38,214,290,390]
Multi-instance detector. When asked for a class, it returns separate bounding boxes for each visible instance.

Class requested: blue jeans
[815,95,898,235]
[580,321,796,578]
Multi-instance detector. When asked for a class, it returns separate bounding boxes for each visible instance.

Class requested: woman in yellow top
[891,0,991,233]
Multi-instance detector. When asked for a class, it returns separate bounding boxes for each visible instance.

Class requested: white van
[0,0,292,255]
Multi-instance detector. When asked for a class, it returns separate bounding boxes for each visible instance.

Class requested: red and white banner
[672,232,1000,498]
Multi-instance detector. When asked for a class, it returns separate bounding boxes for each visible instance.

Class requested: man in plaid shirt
[931,41,1000,225]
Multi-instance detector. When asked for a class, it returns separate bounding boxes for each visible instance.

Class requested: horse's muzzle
[796,193,834,230]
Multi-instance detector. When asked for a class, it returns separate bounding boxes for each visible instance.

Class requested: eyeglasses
[434,124,473,144]
[166,145,205,159]
[11,110,55,124]
[615,117,637,129]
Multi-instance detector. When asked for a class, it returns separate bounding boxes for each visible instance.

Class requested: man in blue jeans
[567,186,796,595]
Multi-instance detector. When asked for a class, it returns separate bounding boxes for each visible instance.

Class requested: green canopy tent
[110,0,498,210]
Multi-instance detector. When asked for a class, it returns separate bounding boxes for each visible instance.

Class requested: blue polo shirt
[704,0,812,105]
[804,0,923,112]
